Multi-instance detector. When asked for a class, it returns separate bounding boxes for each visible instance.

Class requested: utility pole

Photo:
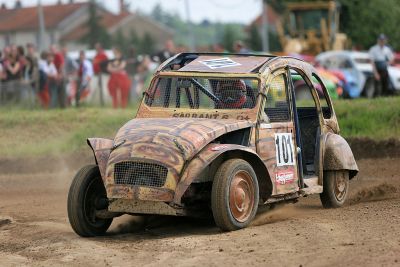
[184,0,196,52]
[261,0,269,52]
[37,0,47,51]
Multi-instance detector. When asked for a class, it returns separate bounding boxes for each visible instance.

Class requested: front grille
[114,161,168,187]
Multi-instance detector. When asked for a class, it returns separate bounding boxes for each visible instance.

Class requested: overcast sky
[17,0,262,24]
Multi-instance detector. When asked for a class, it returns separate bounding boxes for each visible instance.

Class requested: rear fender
[173,143,273,205]
[322,133,358,179]
[87,138,113,181]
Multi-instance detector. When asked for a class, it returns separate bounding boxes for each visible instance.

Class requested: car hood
[106,118,253,175]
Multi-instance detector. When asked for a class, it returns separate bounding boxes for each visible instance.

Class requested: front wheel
[320,170,349,208]
[67,165,113,237]
[211,159,259,231]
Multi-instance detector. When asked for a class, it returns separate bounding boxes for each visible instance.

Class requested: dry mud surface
[0,157,399,267]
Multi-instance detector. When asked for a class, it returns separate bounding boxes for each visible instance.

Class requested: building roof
[0,2,85,32]
[60,11,131,42]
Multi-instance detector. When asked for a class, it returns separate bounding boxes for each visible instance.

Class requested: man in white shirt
[76,50,93,106]
[369,34,394,96]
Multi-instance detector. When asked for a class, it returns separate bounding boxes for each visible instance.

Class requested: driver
[215,79,247,108]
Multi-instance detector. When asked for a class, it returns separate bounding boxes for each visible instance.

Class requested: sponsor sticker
[275,171,295,185]
[199,57,241,69]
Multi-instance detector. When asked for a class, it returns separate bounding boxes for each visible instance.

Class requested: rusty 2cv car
[67,53,358,236]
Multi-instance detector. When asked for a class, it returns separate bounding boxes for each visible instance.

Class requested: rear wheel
[67,165,112,237]
[211,159,259,231]
[320,170,349,208]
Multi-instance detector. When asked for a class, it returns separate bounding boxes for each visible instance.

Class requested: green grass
[0,107,136,158]
[333,97,400,140]
[0,97,399,158]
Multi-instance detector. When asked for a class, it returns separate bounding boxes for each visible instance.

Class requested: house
[0,0,174,51]
[248,4,281,34]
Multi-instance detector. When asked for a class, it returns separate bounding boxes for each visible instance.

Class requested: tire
[67,165,112,237]
[320,170,349,208]
[211,159,259,231]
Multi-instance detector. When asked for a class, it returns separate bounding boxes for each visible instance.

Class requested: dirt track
[0,157,399,267]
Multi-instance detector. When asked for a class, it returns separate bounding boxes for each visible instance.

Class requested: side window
[312,73,332,119]
[291,70,317,108]
[264,74,290,122]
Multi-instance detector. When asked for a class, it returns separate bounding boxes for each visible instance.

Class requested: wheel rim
[229,170,255,223]
[84,177,108,227]
[334,173,347,202]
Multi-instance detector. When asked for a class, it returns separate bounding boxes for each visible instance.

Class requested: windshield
[144,76,260,110]
[289,9,329,33]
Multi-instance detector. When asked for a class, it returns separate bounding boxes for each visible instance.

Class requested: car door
[257,69,300,196]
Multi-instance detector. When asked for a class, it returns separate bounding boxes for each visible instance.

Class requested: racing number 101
[275,133,294,166]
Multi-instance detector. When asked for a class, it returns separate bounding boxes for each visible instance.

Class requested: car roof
[158,53,277,74]
[317,50,370,61]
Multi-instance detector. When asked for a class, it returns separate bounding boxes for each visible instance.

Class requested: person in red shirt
[107,47,131,108]
[50,44,65,108]
[93,43,108,75]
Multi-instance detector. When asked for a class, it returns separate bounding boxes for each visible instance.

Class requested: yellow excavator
[276,1,348,55]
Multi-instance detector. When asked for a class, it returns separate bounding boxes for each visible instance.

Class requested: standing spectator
[212,43,228,53]
[369,34,394,96]
[39,51,58,108]
[76,51,93,107]
[61,46,78,106]
[107,47,131,108]
[93,43,108,106]
[153,39,176,63]
[50,44,66,107]
[25,43,39,87]
[93,43,108,75]
[3,45,22,102]
[233,40,250,54]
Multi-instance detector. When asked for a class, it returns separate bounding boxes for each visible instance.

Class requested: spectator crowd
[0,39,180,109]
[0,39,250,109]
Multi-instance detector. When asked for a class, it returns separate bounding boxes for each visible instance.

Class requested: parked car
[316,51,400,98]
[67,53,358,236]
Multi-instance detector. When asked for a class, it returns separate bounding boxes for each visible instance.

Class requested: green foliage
[148,4,245,50]
[111,29,156,56]
[82,0,111,49]
[339,0,400,50]
[266,0,400,50]
[140,33,155,54]
[246,25,262,51]
[246,24,282,52]
[113,29,130,54]
[222,25,237,52]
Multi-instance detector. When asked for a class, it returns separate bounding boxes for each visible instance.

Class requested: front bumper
[108,198,182,216]
[106,184,174,202]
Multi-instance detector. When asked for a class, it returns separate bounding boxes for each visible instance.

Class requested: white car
[316,51,400,98]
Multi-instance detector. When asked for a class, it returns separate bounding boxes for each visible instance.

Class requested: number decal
[275,133,295,166]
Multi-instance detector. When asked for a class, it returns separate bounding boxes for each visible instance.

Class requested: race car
[316,50,400,98]
[67,53,358,236]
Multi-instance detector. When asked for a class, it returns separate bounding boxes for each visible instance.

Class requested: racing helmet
[216,79,247,108]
